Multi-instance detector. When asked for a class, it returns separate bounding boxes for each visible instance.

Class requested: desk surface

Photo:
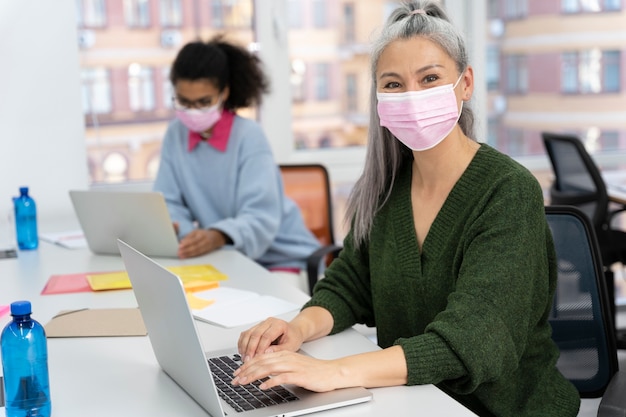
[0,239,476,416]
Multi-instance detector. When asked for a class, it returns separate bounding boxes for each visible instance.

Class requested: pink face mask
[377,75,463,151]
[175,101,222,133]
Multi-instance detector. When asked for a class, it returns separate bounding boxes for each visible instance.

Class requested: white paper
[40,230,88,249]
[192,287,299,328]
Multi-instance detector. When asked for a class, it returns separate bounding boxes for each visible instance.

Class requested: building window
[128,64,155,112]
[343,3,355,43]
[81,68,112,115]
[506,128,525,157]
[210,0,252,29]
[503,0,527,19]
[312,0,328,28]
[562,0,622,12]
[76,0,107,28]
[603,50,621,92]
[346,73,357,112]
[314,62,331,101]
[162,67,173,109]
[599,130,620,151]
[487,0,500,19]
[561,49,621,93]
[487,46,500,91]
[160,0,182,27]
[102,152,129,183]
[124,0,150,28]
[504,54,527,94]
[291,59,306,102]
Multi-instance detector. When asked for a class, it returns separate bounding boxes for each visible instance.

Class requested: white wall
[0,0,88,227]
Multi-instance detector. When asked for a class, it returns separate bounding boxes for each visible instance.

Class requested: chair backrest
[542,132,610,233]
[279,164,335,248]
[545,205,618,398]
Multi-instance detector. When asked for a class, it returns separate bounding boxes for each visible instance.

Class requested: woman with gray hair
[234,1,580,415]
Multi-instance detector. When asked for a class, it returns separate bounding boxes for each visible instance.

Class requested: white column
[254,0,294,163]
[0,0,88,225]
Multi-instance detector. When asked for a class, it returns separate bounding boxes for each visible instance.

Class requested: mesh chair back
[545,205,618,398]
[542,132,610,233]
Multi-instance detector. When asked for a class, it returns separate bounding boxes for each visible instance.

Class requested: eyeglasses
[171,96,218,111]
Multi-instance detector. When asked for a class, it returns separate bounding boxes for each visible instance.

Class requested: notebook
[69,190,179,257]
[117,239,373,417]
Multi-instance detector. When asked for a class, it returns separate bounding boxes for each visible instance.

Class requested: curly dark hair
[169,35,270,111]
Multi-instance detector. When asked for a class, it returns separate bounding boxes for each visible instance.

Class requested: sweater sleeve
[153,122,195,237]
[398,171,553,393]
[302,226,377,333]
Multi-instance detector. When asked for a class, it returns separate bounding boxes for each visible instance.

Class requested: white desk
[0,240,476,416]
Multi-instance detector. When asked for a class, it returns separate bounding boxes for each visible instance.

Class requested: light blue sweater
[154,116,320,270]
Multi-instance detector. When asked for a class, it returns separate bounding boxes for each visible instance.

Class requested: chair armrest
[306,244,342,295]
[598,371,626,416]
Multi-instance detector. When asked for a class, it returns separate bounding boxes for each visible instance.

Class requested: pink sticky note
[0,304,9,318]
[41,273,93,295]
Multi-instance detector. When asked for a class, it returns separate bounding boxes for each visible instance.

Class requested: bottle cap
[10,300,32,316]
[19,186,29,195]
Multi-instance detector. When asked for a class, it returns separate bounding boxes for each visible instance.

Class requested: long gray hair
[345,0,476,247]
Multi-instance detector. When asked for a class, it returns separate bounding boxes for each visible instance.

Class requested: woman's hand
[232,351,345,392]
[238,317,304,362]
[178,229,227,258]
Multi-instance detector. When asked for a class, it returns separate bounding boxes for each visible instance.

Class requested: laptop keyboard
[208,354,300,413]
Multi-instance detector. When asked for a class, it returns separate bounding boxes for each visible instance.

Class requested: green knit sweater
[304,144,580,416]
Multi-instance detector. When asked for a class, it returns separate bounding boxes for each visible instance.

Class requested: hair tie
[410,9,426,15]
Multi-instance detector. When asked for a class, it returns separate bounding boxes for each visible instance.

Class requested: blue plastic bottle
[1,301,51,417]
[13,187,38,250]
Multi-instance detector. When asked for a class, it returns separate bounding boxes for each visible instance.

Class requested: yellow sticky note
[186,292,215,310]
[86,272,132,291]
[86,264,228,292]
[184,280,220,293]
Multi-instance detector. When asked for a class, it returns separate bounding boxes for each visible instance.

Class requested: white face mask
[376,74,463,151]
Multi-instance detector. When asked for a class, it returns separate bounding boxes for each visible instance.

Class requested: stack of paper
[190,287,299,328]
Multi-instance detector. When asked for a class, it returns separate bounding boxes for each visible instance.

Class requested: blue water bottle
[1,301,51,417]
[13,187,38,250]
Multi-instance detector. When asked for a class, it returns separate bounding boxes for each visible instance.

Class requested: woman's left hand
[232,351,345,392]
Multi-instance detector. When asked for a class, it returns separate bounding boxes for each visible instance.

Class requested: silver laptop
[69,190,179,257]
[117,239,372,417]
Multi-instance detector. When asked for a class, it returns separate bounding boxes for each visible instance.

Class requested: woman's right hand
[238,317,304,362]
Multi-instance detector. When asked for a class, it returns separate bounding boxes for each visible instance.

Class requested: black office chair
[542,132,626,348]
[279,164,342,295]
[545,205,626,414]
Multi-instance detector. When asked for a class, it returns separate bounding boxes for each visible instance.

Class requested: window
[81,68,112,114]
[162,67,173,109]
[346,73,357,112]
[76,0,106,27]
[312,0,328,28]
[291,60,307,102]
[314,63,331,100]
[160,0,182,27]
[487,46,500,91]
[562,0,622,12]
[210,0,252,29]
[124,0,150,28]
[504,0,527,19]
[128,64,155,112]
[343,3,356,43]
[505,54,527,94]
[561,49,621,93]
[487,0,500,19]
